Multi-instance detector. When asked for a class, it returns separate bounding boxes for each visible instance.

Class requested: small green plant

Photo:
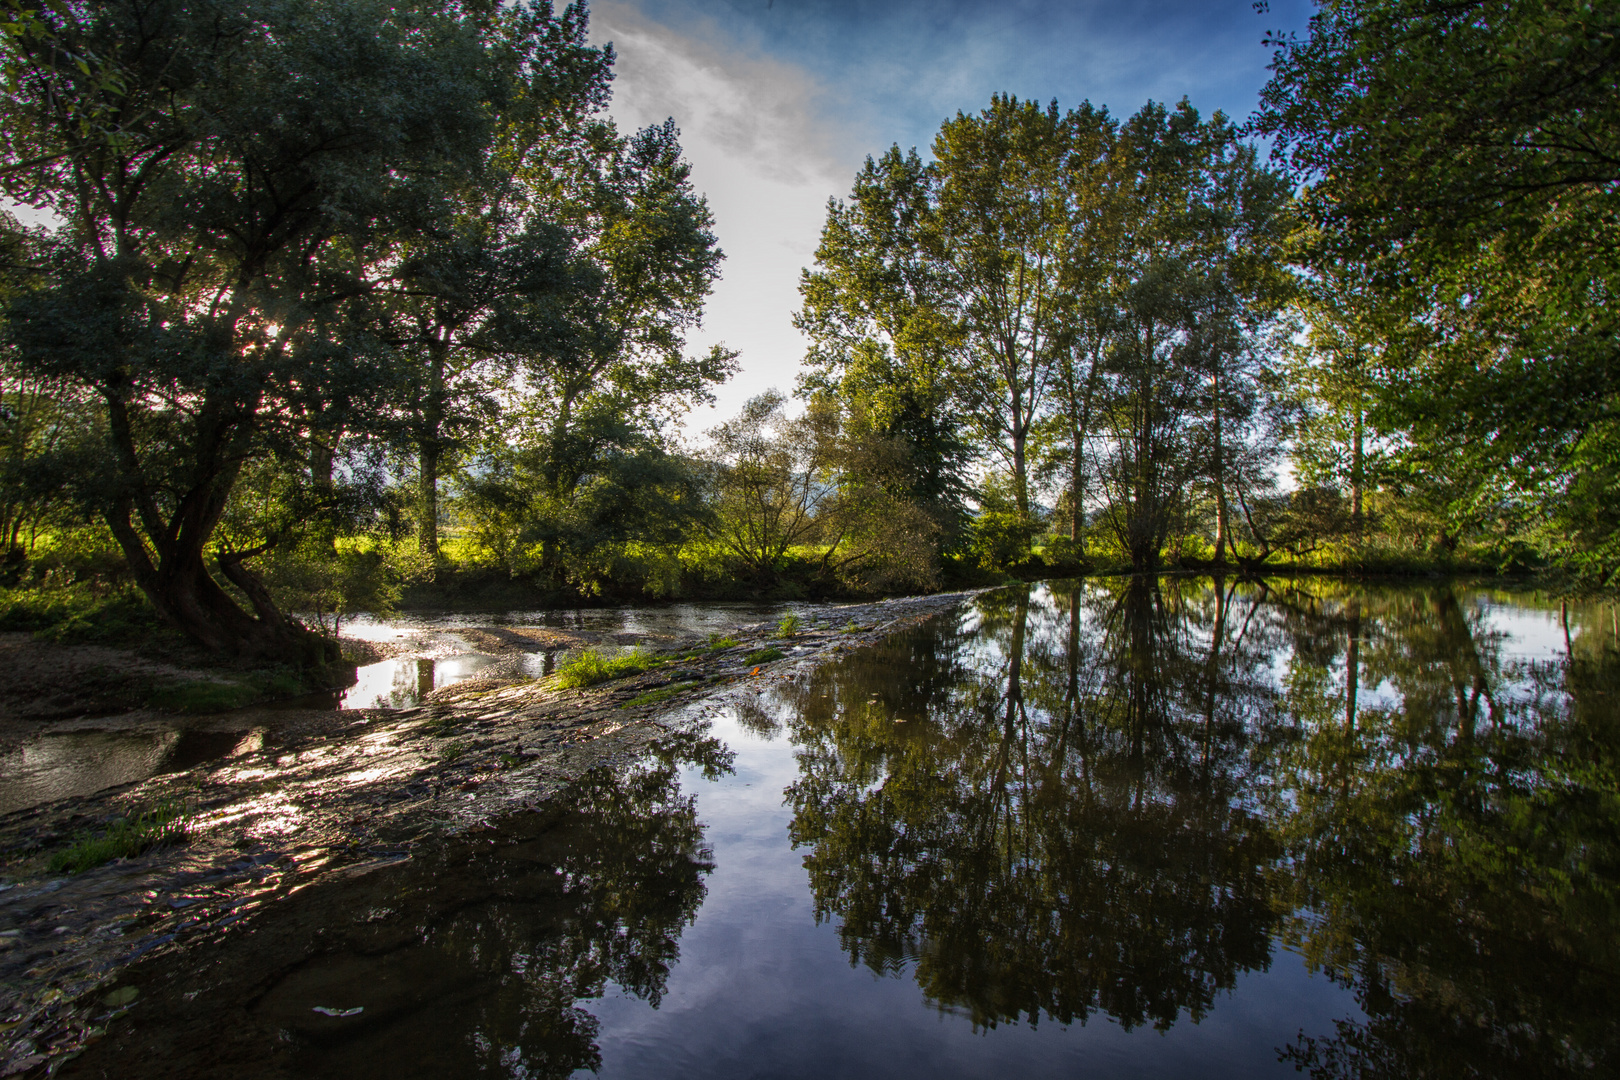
[623,681,700,708]
[553,647,658,689]
[48,801,189,875]
[774,613,803,638]
[147,679,259,713]
[844,621,860,634]
[145,668,312,713]
[705,633,740,650]
[745,646,784,665]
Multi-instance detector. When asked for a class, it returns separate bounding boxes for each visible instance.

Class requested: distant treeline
[0,0,1614,664]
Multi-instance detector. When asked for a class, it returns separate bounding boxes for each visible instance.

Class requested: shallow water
[66,580,1620,1077]
[0,601,805,813]
[337,601,810,709]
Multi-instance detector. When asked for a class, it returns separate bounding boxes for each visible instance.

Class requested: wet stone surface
[0,593,970,1075]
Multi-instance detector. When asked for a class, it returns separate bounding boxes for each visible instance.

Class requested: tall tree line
[798,95,1292,574]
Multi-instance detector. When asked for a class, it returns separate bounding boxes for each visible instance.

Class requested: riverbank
[0,590,975,1076]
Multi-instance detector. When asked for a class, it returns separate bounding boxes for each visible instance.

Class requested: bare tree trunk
[1351,403,1364,537]
[1211,366,1231,564]
[417,340,447,560]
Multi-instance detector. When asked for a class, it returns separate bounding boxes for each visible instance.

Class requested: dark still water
[74,580,1620,1079]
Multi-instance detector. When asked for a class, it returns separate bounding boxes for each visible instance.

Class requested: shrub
[0,585,171,645]
[775,612,803,638]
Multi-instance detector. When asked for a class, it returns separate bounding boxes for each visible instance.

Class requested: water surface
[69,579,1620,1078]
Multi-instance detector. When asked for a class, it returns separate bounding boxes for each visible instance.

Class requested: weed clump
[745,646,784,665]
[553,647,658,689]
[624,681,700,708]
[48,801,189,875]
[146,669,309,713]
[705,633,740,650]
[775,613,803,638]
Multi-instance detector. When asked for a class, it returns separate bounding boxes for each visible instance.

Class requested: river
[55,578,1620,1077]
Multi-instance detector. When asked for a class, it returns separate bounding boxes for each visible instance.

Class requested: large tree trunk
[108,509,344,673]
[102,396,346,676]
[418,438,441,560]
[1350,403,1364,537]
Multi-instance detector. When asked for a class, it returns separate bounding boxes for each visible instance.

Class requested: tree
[0,0,516,663]
[1091,101,1290,571]
[1283,264,1386,536]
[929,96,1075,524]
[493,117,734,583]
[1254,0,1620,580]
[796,146,970,539]
[703,391,827,579]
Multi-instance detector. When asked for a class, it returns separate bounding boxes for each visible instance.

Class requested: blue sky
[589,0,1317,433]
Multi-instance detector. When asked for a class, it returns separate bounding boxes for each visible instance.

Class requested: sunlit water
[61,580,1620,1077]
[0,602,805,812]
[337,601,812,709]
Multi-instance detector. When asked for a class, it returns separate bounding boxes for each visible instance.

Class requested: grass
[48,800,189,875]
[775,613,803,638]
[553,646,659,689]
[705,633,741,650]
[0,585,173,646]
[146,670,308,713]
[624,681,700,708]
[745,646,785,665]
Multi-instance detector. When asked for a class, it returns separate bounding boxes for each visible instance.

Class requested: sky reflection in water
[75,580,1620,1079]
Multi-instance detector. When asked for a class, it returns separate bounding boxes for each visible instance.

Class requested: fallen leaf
[101,986,139,1008]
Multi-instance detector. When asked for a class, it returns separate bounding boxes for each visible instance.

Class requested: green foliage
[255,533,430,634]
[775,613,803,638]
[706,634,741,650]
[1255,0,1620,582]
[802,94,1290,577]
[745,647,785,665]
[0,584,170,645]
[969,506,1036,573]
[553,647,659,689]
[48,801,189,875]
[0,0,735,659]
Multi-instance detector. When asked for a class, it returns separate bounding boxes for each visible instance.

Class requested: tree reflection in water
[781,579,1282,1032]
[67,731,733,1080]
[1267,584,1620,1078]
[778,581,1620,1075]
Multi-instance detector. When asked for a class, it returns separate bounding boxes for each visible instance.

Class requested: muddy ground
[0,592,974,1076]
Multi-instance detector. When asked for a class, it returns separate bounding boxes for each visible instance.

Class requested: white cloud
[591,1,871,437]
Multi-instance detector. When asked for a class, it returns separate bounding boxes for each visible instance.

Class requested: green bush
[969,510,1036,571]
[49,801,189,874]
[774,612,803,638]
